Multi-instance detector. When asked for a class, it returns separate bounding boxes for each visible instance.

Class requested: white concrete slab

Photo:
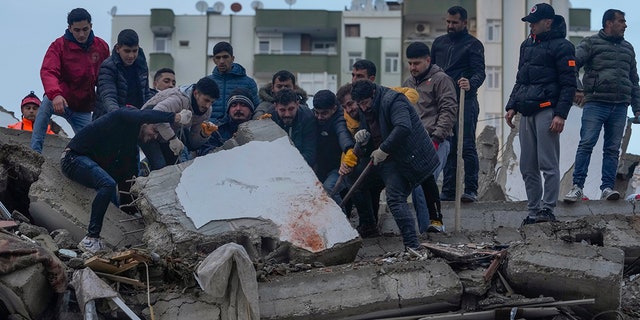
[176,136,359,253]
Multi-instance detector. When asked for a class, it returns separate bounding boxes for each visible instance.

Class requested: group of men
[9,4,640,253]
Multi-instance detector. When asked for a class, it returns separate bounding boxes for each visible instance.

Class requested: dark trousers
[60,151,117,238]
[442,98,480,196]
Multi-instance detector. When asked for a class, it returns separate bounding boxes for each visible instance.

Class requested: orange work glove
[341,148,358,167]
[257,113,272,120]
[201,121,218,137]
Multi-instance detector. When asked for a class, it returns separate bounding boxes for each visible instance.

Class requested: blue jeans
[323,169,348,205]
[441,98,480,196]
[31,96,92,153]
[572,102,628,190]
[412,140,447,232]
[60,150,117,238]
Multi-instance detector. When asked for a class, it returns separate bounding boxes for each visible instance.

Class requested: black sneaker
[461,192,477,203]
[357,224,380,238]
[439,192,455,201]
[535,208,557,223]
[520,215,537,227]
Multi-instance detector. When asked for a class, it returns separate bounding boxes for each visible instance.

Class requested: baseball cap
[522,3,555,23]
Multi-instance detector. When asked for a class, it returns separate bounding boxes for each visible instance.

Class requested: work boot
[601,188,620,200]
[563,185,583,203]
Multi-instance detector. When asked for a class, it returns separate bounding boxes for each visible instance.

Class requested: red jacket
[40,33,109,113]
[8,118,55,134]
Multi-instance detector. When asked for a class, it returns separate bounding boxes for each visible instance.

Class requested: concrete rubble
[1,117,640,319]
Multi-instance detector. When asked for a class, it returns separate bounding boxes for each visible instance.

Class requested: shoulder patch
[568,60,576,67]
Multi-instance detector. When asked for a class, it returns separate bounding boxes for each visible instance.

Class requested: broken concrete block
[505,240,624,314]
[140,292,221,320]
[0,264,55,319]
[133,120,361,266]
[458,268,491,296]
[258,259,462,319]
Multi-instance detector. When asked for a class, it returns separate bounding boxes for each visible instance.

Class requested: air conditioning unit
[414,23,430,35]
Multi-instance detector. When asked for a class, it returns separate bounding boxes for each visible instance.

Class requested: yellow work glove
[200,121,218,137]
[342,148,358,167]
[257,113,272,120]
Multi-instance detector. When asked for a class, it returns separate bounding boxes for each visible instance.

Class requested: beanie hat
[21,91,41,108]
[522,3,555,23]
[227,94,255,113]
[406,42,430,59]
[313,90,337,110]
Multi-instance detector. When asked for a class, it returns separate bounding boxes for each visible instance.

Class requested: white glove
[169,138,185,156]
[177,109,193,126]
[354,129,370,145]
[371,148,388,165]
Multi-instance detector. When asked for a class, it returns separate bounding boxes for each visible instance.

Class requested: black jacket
[314,106,355,182]
[359,84,439,186]
[506,15,577,119]
[66,108,175,183]
[93,47,153,119]
[431,28,486,98]
[271,106,318,167]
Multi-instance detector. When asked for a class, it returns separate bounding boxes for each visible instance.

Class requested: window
[348,52,362,69]
[345,24,361,37]
[312,42,336,54]
[179,40,189,47]
[384,52,400,73]
[259,41,270,54]
[487,20,501,42]
[154,37,170,53]
[486,66,501,89]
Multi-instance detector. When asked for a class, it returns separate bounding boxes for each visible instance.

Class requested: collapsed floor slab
[505,238,624,314]
[258,259,462,320]
[132,120,361,266]
[0,127,146,248]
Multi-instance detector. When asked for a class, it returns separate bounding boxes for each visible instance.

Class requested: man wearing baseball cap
[8,91,54,134]
[505,3,577,226]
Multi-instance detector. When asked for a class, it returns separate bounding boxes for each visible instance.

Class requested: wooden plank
[85,256,140,274]
[95,272,147,288]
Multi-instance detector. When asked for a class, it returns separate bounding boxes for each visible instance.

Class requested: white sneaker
[563,185,583,203]
[78,236,105,254]
[601,188,620,200]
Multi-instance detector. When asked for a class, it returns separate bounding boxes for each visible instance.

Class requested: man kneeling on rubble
[61,107,193,253]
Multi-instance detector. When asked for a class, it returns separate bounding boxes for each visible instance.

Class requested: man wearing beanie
[198,87,256,155]
[311,90,355,205]
[505,3,576,225]
[8,91,55,134]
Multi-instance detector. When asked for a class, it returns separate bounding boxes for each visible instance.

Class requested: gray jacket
[577,29,640,113]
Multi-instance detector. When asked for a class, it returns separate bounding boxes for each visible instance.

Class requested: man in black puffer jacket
[505,3,576,225]
[564,9,640,203]
[93,29,153,119]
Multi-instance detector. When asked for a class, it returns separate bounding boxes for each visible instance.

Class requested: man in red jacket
[8,91,54,134]
[30,8,109,153]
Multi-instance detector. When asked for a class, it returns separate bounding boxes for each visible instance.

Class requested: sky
[1,0,639,152]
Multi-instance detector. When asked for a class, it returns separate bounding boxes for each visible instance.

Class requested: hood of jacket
[258,82,309,104]
[534,15,567,41]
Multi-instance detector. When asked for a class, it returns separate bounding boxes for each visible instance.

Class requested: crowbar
[339,159,374,207]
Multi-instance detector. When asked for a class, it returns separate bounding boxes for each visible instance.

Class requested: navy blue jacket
[93,47,153,119]
[271,106,317,167]
[506,15,576,119]
[208,63,260,124]
[431,28,486,99]
[66,108,174,182]
[359,84,439,186]
[314,106,355,182]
